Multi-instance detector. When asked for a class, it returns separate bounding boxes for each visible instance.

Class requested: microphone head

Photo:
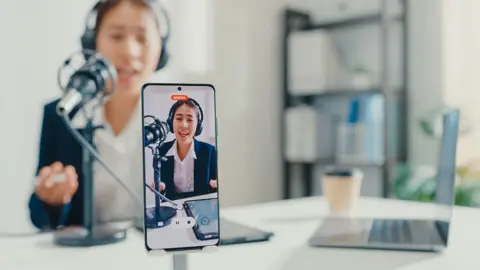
[144,115,170,147]
[56,50,117,116]
[58,49,117,99]
[85,53,117,97]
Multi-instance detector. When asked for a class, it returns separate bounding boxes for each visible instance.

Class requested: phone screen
[141,84,219,252]
[184,198,219,240]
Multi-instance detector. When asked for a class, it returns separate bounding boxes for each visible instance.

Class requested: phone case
[141,83,220,254]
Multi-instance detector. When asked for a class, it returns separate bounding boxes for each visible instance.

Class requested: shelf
[286,87,396,106]
[282,3,408,199]
[286,158,384,168]
[290,88,382,98]
[305,13,404,30]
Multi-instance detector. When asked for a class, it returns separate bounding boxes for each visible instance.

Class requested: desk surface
[2,196,480,270]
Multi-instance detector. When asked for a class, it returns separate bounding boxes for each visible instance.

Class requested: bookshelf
[281,0,408,199]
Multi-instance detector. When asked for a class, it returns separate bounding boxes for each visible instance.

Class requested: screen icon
[171,94,188,101]
[170,218,181,227]
[185,217,195,228]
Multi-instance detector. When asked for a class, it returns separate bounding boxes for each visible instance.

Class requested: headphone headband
[167,98,204,136]
[84,0,170,38]
[81,0,170,70]
[187,98,204,122]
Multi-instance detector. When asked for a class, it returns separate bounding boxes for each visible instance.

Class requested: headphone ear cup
[195,121,203,136]
[81,29,96,51]
[156,41,169,71]
[80,30,96,60]
[167,116,174,133]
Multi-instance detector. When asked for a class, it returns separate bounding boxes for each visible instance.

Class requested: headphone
[80,0,170,71]
[167,98,204,136]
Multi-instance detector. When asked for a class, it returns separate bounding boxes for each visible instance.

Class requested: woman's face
[95,1,161,95]
[173,104,198,144]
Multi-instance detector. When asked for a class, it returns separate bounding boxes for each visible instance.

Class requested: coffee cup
[321,168,363,215]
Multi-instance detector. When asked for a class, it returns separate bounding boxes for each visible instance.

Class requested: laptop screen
[433,109,459,243]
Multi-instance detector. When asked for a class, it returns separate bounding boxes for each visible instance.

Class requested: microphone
[144,115,170,147]
[56,52,117,116]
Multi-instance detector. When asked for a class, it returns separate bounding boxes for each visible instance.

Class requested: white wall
[407,0,444,166]
[194,0,286,207]
[0,0,97,232]
[442,0,480,167]
[406,0,480,167]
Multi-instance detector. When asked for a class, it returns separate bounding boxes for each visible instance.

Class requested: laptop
[308,109,460,252]
[218,218,274,245]
[134,217,273,246]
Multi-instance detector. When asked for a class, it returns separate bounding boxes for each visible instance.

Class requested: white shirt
[165,140,196,193]
[71,97,143,224]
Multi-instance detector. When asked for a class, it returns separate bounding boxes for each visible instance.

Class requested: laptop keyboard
[368,219,413,244]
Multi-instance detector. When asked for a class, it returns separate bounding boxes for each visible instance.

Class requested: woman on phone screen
[149,98,218,200]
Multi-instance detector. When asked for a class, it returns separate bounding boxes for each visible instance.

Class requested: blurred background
[2,0,480,233]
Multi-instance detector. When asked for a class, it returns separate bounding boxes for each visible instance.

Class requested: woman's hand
[150,181,166,192]
[209,170,220,189]
[209,169,221,189]
[209,180,217,188]
[35,162,79,206]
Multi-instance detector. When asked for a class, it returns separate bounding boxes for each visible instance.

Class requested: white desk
[2,196,480,270]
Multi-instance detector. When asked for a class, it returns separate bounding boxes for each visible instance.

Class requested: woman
[150,98,218,201]
[29,0,167,230]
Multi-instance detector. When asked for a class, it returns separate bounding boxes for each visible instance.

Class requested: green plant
[393,163,480,206]
[393,106,480,207]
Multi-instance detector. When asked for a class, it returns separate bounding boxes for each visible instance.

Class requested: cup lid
[324,167,363,177]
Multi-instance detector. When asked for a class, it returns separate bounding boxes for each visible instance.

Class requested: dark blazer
[28,99,86,230]
[156,139,218,201]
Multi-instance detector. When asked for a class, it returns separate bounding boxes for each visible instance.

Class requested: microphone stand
[145,141,177,228]
[54,110,127,246]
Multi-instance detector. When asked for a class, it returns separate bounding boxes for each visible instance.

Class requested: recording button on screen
[185,217,195,228]
[171,94,188,101]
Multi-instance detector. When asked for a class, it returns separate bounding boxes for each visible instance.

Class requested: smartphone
[141,83,220,253]
[184,198,219,241]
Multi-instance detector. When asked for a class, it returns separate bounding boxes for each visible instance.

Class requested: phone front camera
[178,87,182,91]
